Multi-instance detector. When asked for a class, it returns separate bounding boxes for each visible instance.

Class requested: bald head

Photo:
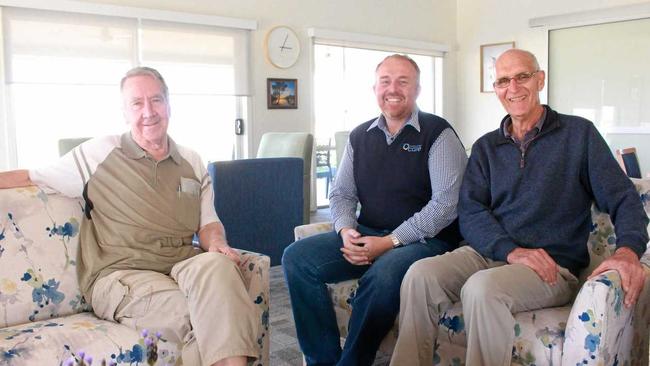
[496,49,540,71]
[493,48,545,125]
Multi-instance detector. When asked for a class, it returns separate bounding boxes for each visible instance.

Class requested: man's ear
[537,70,546,92]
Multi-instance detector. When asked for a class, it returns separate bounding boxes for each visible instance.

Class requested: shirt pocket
[176,177,201,231]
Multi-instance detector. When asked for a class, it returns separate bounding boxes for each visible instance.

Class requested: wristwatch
[388,233,402,248]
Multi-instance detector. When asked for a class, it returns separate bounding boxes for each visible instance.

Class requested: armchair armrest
[237,250,270,366]
[238,250,270,299]
[562,267,650,366]
[294,222,334,241]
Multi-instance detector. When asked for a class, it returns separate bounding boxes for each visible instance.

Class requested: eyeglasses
[493,71,539,89]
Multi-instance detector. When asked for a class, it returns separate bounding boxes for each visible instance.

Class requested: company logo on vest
[402,143,422,152]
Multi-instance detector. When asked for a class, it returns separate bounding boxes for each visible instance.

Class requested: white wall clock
[265,26,301,69]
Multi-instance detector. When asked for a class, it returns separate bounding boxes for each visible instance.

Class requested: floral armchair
[294,178,650,365]
[0,186,270,365]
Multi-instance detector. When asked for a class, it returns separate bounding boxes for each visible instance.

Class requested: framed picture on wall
[480,42,514,93]
[267,78,298,109]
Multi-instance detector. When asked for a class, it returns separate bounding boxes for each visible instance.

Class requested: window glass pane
[2,7,250,169]
[314,45,438,140]
[144,62,240,163]
[335,47,385,129]
[409,54,434,113]
[11,84,124,168]
[166,94,237,163]
[435,57,444,116]
[11,84,238,167]
[313,44,442,206]
[549,18,650,132]
[313,45,347,138]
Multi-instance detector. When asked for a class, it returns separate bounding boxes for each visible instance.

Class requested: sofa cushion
[328,278,572,363]
[1,185,272,365]
[323,178,650,364]
[0,187,89,328]
[0,312,181,365]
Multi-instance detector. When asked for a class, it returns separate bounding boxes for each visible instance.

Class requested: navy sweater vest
[350,111,462,244]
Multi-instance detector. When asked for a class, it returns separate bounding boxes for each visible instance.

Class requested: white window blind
[1,6,251,169]
[140,20,250,96]
[4,8,134,85]
[139,20,250,162]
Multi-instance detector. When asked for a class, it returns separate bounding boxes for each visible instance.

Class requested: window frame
[308,28,449,208]
[0,1,256,170]
[308,28,448,133]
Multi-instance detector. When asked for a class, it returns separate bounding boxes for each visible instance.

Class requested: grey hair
[120,66,169,100]
[376,54,421,85]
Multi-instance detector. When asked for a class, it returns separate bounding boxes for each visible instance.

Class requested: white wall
[455,0,648,147]
[74,0,458,156]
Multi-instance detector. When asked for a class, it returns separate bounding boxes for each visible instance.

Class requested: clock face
[266,26,300,69]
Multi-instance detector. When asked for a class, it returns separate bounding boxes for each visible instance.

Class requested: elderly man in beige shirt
[0,67,259,366]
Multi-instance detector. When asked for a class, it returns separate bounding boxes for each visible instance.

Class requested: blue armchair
[208,157,303,265]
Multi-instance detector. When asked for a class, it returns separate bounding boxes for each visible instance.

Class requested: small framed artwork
[267,78,298,109]
[480,42,514,93]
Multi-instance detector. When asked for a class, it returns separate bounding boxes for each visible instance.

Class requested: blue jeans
[282,225,455,366]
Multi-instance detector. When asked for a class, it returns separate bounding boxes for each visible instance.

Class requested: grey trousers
[390,246,579,366]
[91,252,260,366]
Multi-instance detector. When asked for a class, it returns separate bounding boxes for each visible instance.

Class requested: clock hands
[279,33,293,53]
[267,27,299,67]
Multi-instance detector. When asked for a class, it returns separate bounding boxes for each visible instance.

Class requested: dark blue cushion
[208,158,303,266]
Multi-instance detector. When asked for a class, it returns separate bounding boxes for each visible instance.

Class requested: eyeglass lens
[494,71,537,88]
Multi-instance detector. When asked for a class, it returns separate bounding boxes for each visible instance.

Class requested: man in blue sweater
[391,49,648,365]
[283,54,467,366]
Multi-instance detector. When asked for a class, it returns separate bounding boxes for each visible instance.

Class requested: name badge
[402,143,422,152]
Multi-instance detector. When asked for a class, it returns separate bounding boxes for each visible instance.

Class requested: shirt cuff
[391,224,420,245]
[492,240,519,262]
[333,217,358,234]
[615,238,647,259]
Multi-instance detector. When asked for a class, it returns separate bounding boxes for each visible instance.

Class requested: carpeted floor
[268,265,390,366]
[269,265,304,365]
[267,207,390,365]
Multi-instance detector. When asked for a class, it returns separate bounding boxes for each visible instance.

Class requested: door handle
[235,118,244,135]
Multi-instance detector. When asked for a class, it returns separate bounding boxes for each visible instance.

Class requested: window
[549,17,650,133]
[313,42,444,206]
[1,6,252,169]
[314,45,442,138]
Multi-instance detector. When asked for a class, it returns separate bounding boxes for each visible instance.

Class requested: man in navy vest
[391,49,648,365]
[282,54,467,366]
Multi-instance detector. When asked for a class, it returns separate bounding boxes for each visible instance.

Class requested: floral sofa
[295,178,650,365]
[0,186,270,366]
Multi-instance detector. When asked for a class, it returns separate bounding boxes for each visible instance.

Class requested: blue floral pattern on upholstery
[294,178,650,365]
[439,312,464,342]
[0,187,271,365]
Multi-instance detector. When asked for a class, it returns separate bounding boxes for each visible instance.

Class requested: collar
[120,132,182,165]
[502,107,547,140]
[496,105,559,146]
[367,108,421,133]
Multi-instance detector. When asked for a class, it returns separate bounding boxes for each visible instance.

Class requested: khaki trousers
[92,252,259,366]
[390,246,579,366]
